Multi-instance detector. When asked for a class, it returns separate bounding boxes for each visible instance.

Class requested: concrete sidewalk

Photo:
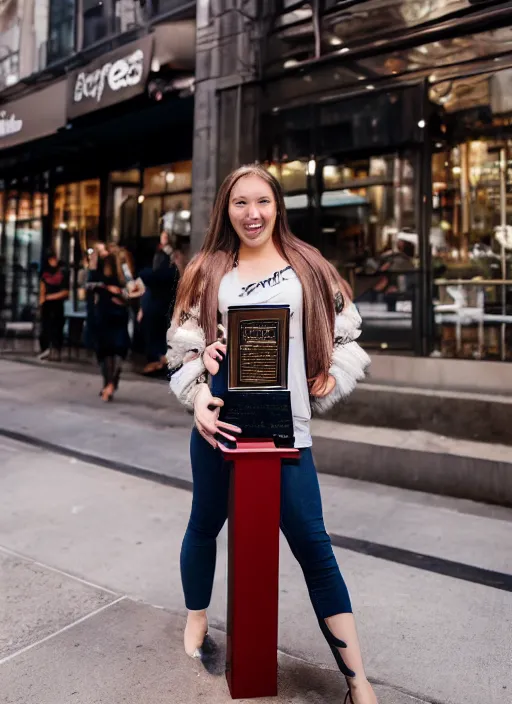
[0,358,511,505]
[0,553,422,704]
[1,432,512,704]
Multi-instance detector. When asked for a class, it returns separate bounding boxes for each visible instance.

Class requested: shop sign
[0,112,23,137]
[0,80,67,150]
[68,35,154,120]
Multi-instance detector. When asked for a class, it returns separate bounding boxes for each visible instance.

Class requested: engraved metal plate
[227,306,290,391]
[239,320,280,386]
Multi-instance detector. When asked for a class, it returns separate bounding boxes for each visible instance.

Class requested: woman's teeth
[245,223,263,235]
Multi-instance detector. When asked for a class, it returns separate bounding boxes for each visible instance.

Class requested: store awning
[0,80,67,151]
[67,35,155,120]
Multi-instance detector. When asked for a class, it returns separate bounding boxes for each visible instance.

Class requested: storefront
[0,24,195,323]
[0,80,66,323]
[259,0,512,362]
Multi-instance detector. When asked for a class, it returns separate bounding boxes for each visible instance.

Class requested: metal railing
[434,278,512,361]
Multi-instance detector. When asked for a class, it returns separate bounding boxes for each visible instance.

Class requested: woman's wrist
[192,381,210,408]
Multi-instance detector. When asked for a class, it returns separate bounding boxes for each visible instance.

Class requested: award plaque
[218,305,294,447]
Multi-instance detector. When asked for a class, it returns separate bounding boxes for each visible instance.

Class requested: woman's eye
[260,199,270,204]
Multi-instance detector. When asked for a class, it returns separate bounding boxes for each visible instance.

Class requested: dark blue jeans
[180,427,352,618]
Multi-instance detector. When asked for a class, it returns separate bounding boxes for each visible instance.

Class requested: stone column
[191,0,272,252]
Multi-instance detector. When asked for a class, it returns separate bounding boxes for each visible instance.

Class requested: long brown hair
[103,243,134,286]
[174,164,351,384]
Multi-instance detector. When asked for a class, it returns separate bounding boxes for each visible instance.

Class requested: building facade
[192,0,512,363]
[0,0,511,365]
[0,0,195,322]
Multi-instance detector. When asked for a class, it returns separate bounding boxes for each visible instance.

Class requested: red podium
[220,438,299,699]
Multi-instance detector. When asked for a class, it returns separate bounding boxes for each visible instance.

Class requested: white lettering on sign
[0,111,23,137]
[73,48,145,105]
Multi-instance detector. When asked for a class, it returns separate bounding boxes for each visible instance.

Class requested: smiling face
[228,174,277,250]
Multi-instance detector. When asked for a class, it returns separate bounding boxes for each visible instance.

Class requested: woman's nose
[248,203,260,219]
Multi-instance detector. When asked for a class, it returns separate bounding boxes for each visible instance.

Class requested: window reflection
[432,138,512,360]
[266,0,483,74]
[108,169,140,246]
[53,179,100,311]
[267,153,418,349]
[141,161,192,244]
[48,0,76,64]
[0,177,49,322]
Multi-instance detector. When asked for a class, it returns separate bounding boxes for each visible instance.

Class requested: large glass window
[141,161,192,240]
[0,0,21,89]
[0,175,49,323]
[266,153,418,351]
[47,0,76,65]
[432,139,512,360]
[53,179,100,310]
[107,168,141,249]
[265,1,506,74]
[82,0,145,48]
[114,0,145,33]
[150,0,191,17]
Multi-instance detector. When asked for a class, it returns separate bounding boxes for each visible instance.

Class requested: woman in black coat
[87,246,133,401]
[138,233,180,375]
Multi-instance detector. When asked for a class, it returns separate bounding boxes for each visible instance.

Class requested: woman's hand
[194,384,241,449]
[107,285,122,295]
[126,278,145,298]
[309,374,336,398]
[203,340,226,376]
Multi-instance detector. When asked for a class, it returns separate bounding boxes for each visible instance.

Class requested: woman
[39,250,69,361]
[166,166,374,704]
[88,244,133,402]
[138,232,180,375]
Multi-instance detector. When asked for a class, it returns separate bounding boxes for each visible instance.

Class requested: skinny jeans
[180,365,352,619]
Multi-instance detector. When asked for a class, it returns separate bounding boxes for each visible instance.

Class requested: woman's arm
[310,294,371,414]
[39,281,46,306]
[45,289,69,302]
[166,306,208,410]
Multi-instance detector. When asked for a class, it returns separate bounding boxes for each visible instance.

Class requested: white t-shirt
[218,265,312,448]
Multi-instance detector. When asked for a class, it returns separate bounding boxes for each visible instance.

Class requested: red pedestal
[220,439,299,700]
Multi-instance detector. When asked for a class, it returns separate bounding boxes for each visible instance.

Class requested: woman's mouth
[243,222,264,238]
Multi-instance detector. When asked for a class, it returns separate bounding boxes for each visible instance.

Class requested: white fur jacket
[166,296,370,414]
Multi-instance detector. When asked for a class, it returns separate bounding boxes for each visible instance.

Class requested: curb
[312,435,512,508]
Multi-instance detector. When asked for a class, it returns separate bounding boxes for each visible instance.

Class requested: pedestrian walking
[38,250,69,361]
[166,165,374,703]
[87,244,133,402]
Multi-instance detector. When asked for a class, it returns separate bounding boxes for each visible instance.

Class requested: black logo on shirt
[239,266,294,298]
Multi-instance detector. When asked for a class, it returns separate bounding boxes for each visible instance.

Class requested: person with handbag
[166,165,375,704]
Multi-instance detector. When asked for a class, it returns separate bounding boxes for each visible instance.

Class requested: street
[0,359,511,704]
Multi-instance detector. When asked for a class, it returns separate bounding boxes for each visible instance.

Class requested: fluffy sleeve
[166,306,208,410]
[311,295,370,414]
